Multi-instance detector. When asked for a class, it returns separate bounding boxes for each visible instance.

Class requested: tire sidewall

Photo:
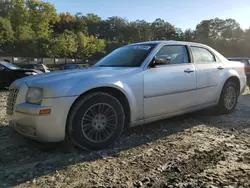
[219,81,238,114]
[67,92,125,151]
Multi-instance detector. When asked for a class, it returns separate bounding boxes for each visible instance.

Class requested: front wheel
[215,81,239,114]
[67,92,125,151]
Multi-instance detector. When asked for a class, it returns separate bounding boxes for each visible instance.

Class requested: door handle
[184,69,194,73]
[217,66,224,70]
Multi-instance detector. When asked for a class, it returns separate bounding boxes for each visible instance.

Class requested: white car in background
[7,41,246,150]
[16,63,50,73]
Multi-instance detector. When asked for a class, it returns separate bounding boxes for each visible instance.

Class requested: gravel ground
[0,89,250,188]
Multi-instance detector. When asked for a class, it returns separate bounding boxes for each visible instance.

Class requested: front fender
[66,79,138,122]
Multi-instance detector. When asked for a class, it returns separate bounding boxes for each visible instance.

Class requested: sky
[46,0,250,30]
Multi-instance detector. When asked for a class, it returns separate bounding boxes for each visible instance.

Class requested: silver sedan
[7,41,246,150]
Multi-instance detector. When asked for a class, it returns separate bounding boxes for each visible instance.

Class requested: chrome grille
[6,88,19,115]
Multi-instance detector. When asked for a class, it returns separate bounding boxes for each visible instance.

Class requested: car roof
[128,40,210,48]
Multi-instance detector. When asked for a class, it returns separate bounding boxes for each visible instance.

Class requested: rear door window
[191,46,216,63]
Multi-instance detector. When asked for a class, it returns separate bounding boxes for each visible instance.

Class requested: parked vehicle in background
[63,64,89,70]
[7,41,246,151]
[0,61,41,89]
[15,63,51,73]
[0,59,11,63]
[228,57,250,87]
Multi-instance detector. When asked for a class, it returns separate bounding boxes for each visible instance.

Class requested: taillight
[247,67,250,72]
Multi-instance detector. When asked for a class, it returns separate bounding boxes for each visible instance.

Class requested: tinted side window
[18,64,32,69]
[33,65,43,70]
[25,65,32,69]
[191,46,216,63]
[156,45,189,64]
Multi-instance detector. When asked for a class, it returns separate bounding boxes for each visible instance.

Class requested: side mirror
[154,55,171,65]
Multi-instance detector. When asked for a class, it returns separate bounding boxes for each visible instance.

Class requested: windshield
[0,62,20,70]
[94,44,156,67]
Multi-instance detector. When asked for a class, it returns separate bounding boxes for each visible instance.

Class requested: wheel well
[67,87,131,129]
[226,76,240,93]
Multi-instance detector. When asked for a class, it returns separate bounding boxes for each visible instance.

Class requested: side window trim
[154,44,191,66]
[190,45,217,63]
[186,45,194,63]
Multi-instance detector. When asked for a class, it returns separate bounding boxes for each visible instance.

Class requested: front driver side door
[143,45,197,120]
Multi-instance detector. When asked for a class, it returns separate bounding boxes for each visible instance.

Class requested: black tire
[215,81,239,114]
[67,92,125,151]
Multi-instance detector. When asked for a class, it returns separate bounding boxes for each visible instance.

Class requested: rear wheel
[215,81,239,114]
[67,92,125,151]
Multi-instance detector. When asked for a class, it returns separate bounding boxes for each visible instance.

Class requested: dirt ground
[0,89,250,188]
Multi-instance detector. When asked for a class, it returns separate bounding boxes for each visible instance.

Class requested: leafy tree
[76,32,105,58]
[151,18,176,40]
[195,18,243,43]
[15,23,35,40]
[0,0,13,18]
[122,20,152,43]
[0,0,250,59]
[26,0,59,39]
[135,20,152,41]
[81,13,101,37]
[99,16,128,42]
[47,30,77,57]
[0,17,14,45]
[54,12,88,34]
[183,29,196,41]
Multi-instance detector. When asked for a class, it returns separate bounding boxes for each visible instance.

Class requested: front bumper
[7,81,77,142]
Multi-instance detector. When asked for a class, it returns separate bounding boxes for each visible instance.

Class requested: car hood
[19,67,141,97]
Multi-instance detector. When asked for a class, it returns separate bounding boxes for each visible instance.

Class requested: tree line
[0,0,249,59]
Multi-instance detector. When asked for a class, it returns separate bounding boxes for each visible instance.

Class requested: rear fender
[216,69,241,102]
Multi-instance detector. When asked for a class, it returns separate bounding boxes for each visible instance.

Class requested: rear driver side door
[190,46,224,105]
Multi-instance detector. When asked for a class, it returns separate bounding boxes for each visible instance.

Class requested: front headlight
[26,88,43,104]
